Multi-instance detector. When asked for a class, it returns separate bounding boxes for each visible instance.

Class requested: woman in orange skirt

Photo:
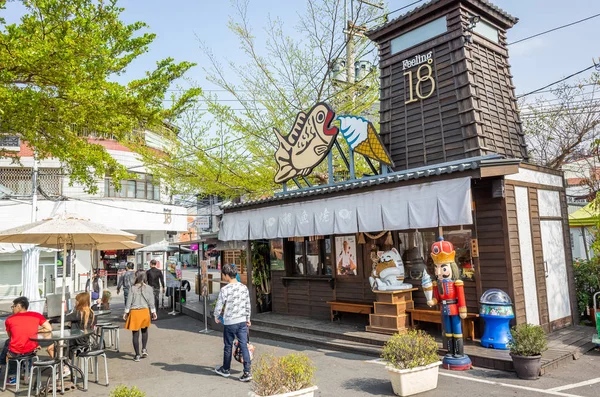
[123,270,157,361]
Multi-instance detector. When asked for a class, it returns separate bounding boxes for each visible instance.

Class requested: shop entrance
[540,220,571,322]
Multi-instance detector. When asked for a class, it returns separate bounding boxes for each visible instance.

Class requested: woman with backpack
[86,269,103,309]
[123,270,157,362]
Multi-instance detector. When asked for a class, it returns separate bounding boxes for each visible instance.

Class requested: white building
[562,157,599,261]
[0,132,187,298]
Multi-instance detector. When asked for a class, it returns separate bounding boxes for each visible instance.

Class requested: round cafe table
[93,310,111,317]
[30,329,94,394]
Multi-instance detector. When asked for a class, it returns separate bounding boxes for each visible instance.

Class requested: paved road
[3,288,600,397]
[55,290,599,397]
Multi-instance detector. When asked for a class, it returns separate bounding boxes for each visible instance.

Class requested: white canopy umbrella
[0,213,136,345]
[0,244,58,313]
[134,239,190,253]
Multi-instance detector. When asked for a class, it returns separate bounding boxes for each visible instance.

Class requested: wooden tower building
[367,0,529,170]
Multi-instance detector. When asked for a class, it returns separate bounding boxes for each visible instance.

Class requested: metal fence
[0,168,62,196]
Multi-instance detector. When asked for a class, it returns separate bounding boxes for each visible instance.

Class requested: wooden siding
[373,3,527,171]
[473,179,511,297]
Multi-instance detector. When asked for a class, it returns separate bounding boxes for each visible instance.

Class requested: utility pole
[345,1,383,84]
[345,1,355,84]
[31,152,38,222]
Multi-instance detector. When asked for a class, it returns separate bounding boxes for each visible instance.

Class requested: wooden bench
[327,301,373,322]
[406,308,479,341]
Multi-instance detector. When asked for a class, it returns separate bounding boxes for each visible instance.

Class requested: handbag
[233,332,255,363]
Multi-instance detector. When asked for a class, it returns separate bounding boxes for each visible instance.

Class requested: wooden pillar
[246,240,257,319]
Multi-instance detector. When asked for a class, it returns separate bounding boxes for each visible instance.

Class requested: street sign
[196,216,210,229]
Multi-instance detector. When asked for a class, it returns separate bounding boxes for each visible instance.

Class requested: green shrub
[252,353,315,396]
[573,258,600,317]
[509,324,548,356]
[381,330,439,370]
[109,385,146,397]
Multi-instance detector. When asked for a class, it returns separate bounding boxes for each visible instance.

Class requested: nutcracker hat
[430,237,455,265]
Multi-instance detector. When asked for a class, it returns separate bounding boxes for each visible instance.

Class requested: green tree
[0,0,199,193]
[144,0,385,198]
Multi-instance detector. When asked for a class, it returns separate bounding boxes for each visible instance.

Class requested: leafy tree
[0,0,199,193]
[144,0,385,198]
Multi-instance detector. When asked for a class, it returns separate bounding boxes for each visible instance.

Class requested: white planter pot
[386,361,442,397]
[248,385,318,397]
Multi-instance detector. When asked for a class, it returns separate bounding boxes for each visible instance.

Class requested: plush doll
[369,248,413,291]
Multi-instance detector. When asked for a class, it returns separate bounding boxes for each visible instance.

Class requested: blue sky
[118,0,600,98]
[4,0,600,99]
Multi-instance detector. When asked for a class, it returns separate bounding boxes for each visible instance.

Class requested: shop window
[397,229,437,280]
[287,237,332,276]
[269,239,285,271]
[442,226,475,282]
[105,172,160,201]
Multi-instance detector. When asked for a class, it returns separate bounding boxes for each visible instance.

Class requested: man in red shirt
[1,296,52,385]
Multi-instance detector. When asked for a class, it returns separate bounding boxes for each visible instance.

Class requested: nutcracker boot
[454,337,464,358]
[445,336,455,358]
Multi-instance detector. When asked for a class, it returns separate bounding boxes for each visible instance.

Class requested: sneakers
[239,372,253,382]
[6,376,16,386]
[62,367,71,378]
[133,355,141,362]
[214,366,230,378]
[141,349,148,358]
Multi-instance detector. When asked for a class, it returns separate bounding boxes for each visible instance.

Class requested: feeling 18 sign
[402,51,436,104]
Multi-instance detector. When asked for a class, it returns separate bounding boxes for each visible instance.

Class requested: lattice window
[0,168,62,196]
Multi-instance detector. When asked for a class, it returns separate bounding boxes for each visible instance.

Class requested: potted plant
[381,330,441,396]
[101,290,112,310]
[250,353,317,397]
[110,385,146,396]
[509,323,548,380]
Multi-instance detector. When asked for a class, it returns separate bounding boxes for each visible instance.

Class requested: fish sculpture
[273,102,339,184]
[337,115,394,167]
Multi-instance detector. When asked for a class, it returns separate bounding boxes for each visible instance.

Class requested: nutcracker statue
[422,237,472,370]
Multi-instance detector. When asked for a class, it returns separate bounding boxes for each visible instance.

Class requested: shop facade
[218,0,576,335]
[220,159,575,333]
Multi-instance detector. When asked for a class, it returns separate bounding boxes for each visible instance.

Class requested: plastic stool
[1,352,38,392]
[74,350,109,390]
[102,325,120,352]
[27,359,60,397]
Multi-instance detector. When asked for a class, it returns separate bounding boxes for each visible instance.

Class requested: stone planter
[248,386,318,397]
[386,361,442,396]
[510,354,542,380]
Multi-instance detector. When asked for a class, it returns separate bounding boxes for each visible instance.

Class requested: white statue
[369,248,413,291]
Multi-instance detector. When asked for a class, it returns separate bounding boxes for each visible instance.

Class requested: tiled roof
[223,154,505,210]
[367,0,518,38]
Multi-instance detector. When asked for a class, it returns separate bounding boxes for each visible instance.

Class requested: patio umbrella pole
[60,239,67,357]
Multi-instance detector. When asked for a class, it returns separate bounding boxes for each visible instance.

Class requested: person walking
[117,262,136,306]
[214,264,252,382]
[123,270,157,362]
[85,269,103,309]
[146,260,165,310]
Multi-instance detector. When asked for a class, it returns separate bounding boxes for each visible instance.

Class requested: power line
[516,65,597,98]
[365,0,425,25]
[509,12,600,46]
[517,83,598,98]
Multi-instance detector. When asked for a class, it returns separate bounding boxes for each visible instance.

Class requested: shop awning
[219,177,472,241]
[569,203,599,227]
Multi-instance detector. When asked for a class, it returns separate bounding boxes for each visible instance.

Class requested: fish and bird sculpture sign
[273,102,393,185]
